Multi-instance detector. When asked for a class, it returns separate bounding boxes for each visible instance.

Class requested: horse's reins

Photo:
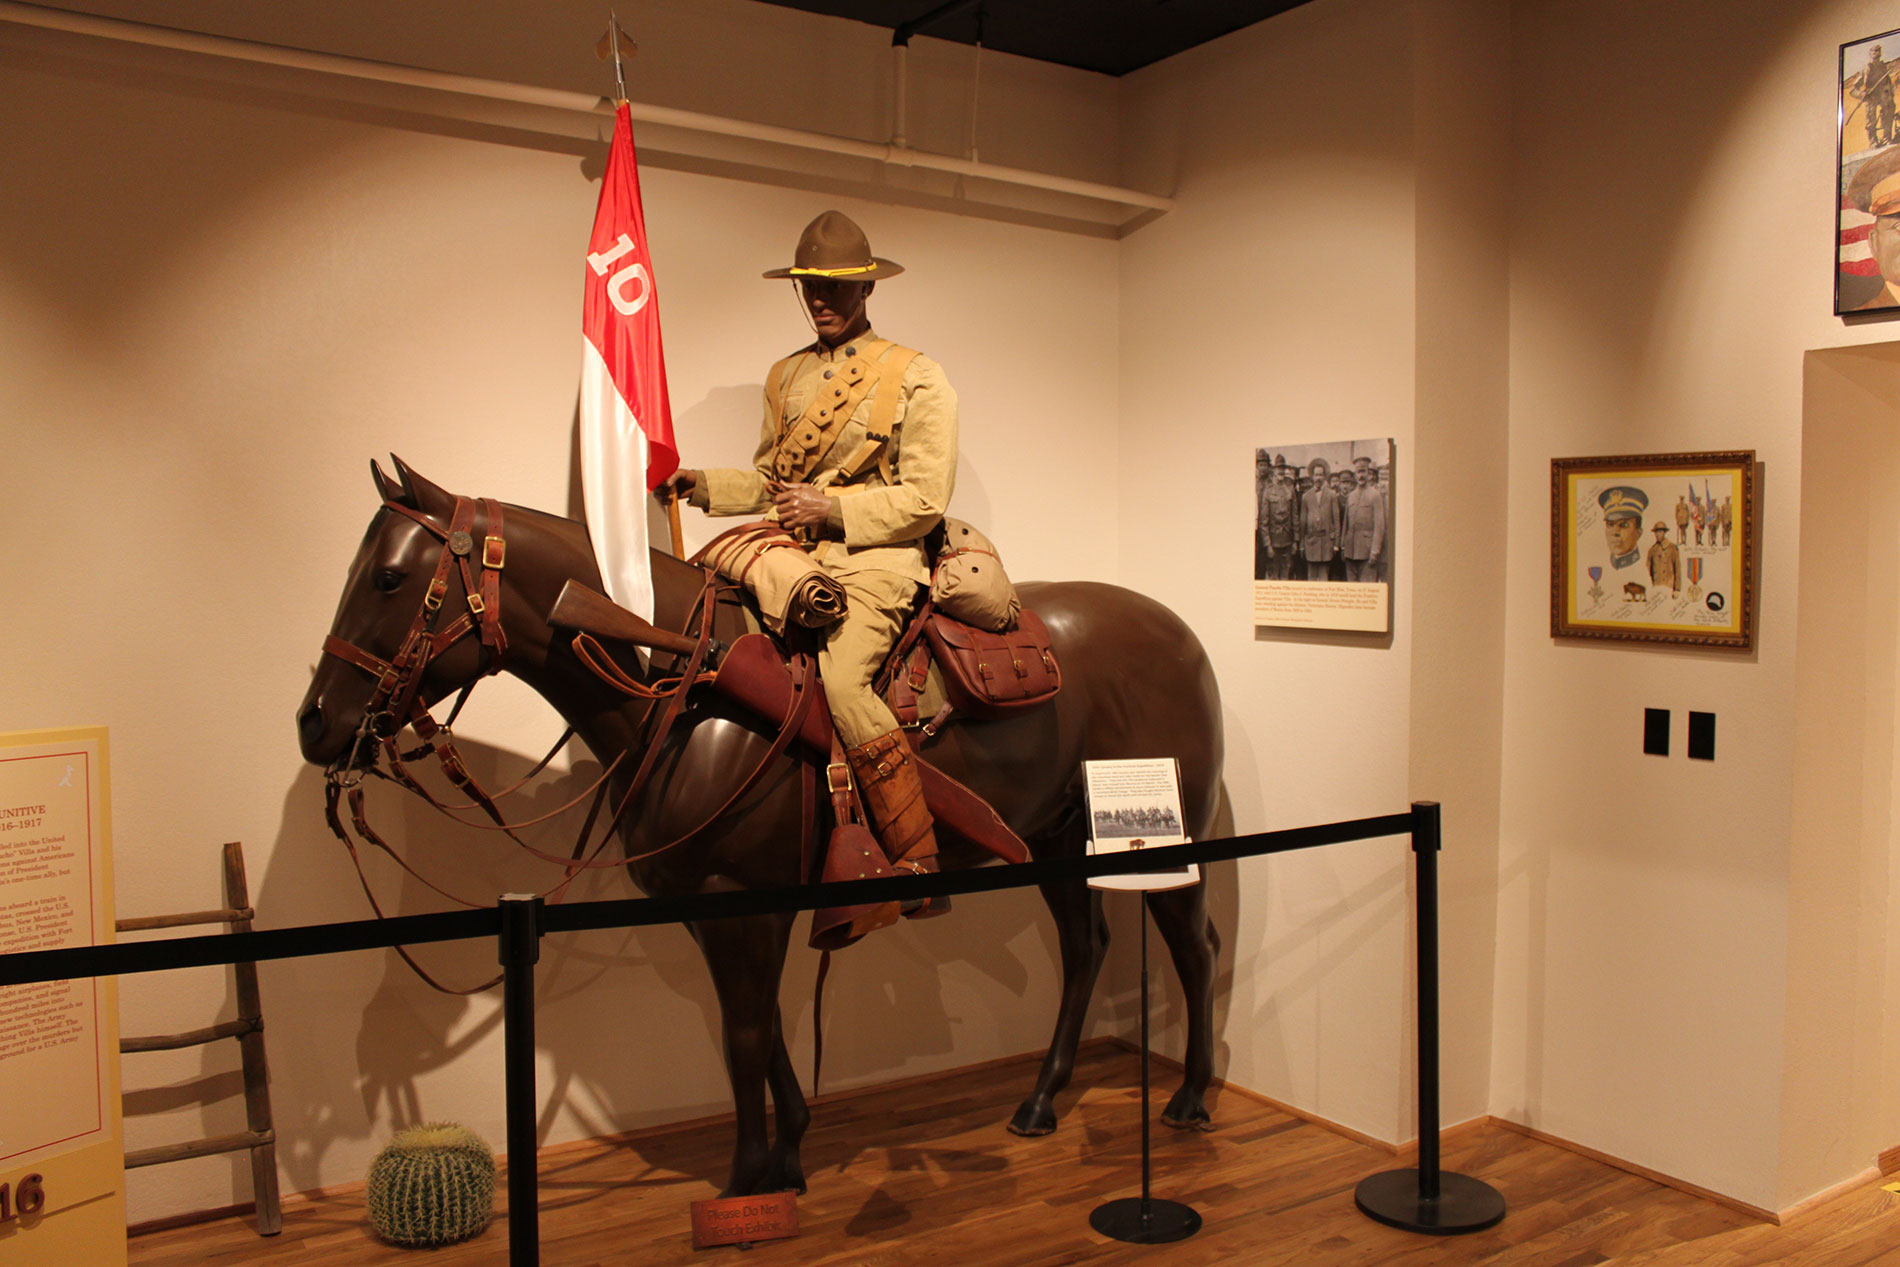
[318,496,816,992]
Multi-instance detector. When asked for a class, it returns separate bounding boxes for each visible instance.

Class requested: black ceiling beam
[892,0,982,46]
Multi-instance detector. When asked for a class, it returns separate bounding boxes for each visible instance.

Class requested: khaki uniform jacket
[1341,485,1386,561]
[1260,481,1296,549]
[696,330,957,585]
[1647,537,1681,591]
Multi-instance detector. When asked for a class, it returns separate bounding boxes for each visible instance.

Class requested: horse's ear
[371,458,405,505]
[390,454,452,514]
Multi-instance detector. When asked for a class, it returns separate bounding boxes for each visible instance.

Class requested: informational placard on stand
[0,727,123,1266]
[1083,758,1198,892]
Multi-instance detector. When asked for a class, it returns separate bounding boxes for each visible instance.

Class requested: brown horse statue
[295,457,1224,1198]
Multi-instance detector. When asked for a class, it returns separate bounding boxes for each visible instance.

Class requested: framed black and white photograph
[1252,438,1393,633]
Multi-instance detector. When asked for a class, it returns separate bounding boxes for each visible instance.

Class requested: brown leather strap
[324,779,501,994]
[855,342,920,485]
[767,340,892,482]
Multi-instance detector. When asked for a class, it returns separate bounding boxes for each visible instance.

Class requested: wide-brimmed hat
[763,210,905,281]
[1849,146,1900,216]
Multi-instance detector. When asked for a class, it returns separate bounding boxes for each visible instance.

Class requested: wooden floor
[130,1042,1900,1266]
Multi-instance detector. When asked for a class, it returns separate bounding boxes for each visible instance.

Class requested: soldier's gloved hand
[771,481,831,532]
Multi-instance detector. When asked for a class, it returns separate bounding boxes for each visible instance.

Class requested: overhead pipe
[0,0,1171,216]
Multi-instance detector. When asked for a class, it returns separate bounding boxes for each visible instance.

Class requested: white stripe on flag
[578,333,654,624]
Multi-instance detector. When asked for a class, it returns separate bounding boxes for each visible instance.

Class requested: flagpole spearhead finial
[596,13,637,102]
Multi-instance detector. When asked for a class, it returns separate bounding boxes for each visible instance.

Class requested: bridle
[320,494,511,773]
[313,495,816,993]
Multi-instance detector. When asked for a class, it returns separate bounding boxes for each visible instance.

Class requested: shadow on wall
[1510,0,1821,406]
[249,734,1066,1197]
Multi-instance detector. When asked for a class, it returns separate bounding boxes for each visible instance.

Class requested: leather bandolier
[766,338,920,490]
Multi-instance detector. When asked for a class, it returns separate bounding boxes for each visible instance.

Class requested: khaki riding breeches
[821,568,918,748]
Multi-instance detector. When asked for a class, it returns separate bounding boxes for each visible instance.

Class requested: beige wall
[1,0,1122,1223]
[8,0,1900,1231]
[1118,0,1422,1143]
[1494,0,1900,1212]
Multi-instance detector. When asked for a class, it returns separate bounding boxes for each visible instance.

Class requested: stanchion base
[1089,1196,1202,1244]
[1354,1169,1506,1235]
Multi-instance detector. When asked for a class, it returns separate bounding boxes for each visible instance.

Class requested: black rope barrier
[2,802,1504,1264]
[0,810,1415,988]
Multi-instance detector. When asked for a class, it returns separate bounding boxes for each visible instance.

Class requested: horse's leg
[763,1005,809,1194]
[689,910,799,1195]
[1008,872,1108,1136]
[1147,881,1220,1130]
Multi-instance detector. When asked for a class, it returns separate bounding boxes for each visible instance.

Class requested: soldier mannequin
[669,210,955,880]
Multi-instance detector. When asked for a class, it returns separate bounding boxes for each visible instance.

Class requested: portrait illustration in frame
[1838,26,1900,313]
[1550,452,1756,649]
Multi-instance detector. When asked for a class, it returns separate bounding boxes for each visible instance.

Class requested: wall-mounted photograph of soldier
[1252,438,1393,633]
[1837,26,1900,313]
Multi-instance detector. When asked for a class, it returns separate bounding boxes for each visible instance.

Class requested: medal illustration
[1686,556,1702,601]
[1587,565,1603,603]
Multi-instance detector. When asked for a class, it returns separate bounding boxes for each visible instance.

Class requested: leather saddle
[549,577,1055,872]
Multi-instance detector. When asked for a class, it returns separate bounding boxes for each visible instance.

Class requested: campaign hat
[1848,146,1900,216]
[1597,485,1648,521]
[1652,521,1669,533]
[763,210,905,280]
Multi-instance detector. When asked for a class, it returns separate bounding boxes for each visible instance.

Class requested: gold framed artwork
[1550,452,1755,649]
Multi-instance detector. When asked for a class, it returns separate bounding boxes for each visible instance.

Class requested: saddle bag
[922,610,1061,719]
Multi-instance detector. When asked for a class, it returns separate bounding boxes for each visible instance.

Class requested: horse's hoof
[1160,1088,1213,1132]
[1007,1100,1058,1136]
[766,1159,807,1195]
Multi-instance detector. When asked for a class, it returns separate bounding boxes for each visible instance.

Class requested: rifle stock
[549,580,699,657]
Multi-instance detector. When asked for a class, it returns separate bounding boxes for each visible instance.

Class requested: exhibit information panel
[1083,758,1199,892]
[0,727,124,1267]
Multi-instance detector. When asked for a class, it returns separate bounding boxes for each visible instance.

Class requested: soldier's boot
[847,730,947,919]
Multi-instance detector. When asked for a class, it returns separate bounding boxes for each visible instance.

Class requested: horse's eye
[373,568,405,593]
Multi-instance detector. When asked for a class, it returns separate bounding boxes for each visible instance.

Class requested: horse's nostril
[297,702,324,748]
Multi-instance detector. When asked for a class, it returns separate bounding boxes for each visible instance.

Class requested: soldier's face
[1605,516,1642,556]
[1872,214,1900,286]
[798,278,872,344]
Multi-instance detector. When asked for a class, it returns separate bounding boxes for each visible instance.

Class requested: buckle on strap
[826,762,852,795]
[483,536,506,570]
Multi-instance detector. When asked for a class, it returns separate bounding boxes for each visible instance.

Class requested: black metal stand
[1090,901,1202,1244]
[499,894,544,1267]
[1354,802,1506,1235]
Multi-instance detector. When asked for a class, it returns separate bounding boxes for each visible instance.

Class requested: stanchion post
[1089,896,1201,1244]
[499,894,544,1267]
[1353,802,1506,1236]
[1416,800,1441,1200]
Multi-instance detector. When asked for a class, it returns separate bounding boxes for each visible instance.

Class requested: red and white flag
[580,102,678,623]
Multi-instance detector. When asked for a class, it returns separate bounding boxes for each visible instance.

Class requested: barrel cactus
[365,1122,495,1246]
